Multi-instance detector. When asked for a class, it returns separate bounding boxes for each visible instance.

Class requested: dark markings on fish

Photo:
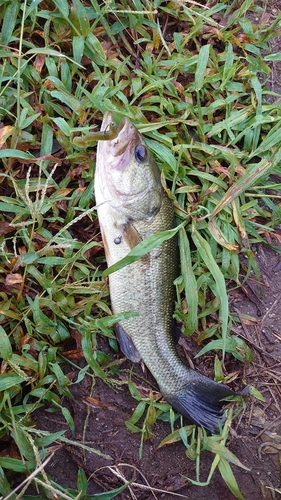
[154,250,162,259]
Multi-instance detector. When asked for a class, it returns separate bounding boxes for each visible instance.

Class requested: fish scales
[102,194,182,384]
[94,112,246,433]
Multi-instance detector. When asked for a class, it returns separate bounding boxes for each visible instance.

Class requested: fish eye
[135,144,147,163]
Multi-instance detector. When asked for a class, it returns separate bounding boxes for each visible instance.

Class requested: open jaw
[101,113,138,158]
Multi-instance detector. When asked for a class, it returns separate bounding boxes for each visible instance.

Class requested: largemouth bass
[94,112,244,434]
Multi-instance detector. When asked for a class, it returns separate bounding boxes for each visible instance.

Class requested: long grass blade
[192,227,228,357]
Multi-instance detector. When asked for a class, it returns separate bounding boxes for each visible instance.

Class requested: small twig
[253,361,281,373]
[271,329,281,341]
[233,307,251,340]
[246,400,254,429]
[266,486,281,496]
[267,385,281,413]
[185,0,210,7]
[255,415,281,440]
[239,282,264,310]
[33,478,74,500]
[231,326,280,362]
[93,463,188,499]
[174,0,210,8]
[266,372,281,385]
[113,9,158,13]
[258,441,281,460]
[260,292,281,330]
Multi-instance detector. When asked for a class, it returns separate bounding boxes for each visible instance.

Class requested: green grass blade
[210,159,273,218]
[218,457,245,500]
[1,1,20,46]
[90,483,130,499]
[81,330,106,379]
[0,149,34,160]
[192,227,228,357]
[0,374,27,391]
[195,44,210,91]
[208,219,239,251]
[0,458,36,473]
[0,466,13,497]
[179,227,198,334]
[53,0,69,17]
[72,0,90,36]
[0,326,13,361]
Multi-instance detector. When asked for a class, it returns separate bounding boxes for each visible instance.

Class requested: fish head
[96,112,163,221]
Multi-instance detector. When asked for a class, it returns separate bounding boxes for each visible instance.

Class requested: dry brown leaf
[33,53,46,75]
[5,273,23,286]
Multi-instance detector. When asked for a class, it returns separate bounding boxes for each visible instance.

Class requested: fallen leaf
[5,274,23,286]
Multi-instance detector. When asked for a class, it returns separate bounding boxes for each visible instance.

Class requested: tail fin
[161,370,246,434]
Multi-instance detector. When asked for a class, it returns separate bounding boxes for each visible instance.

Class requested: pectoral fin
[114,323,141,363]
[116,221,149,264]
[116,221,142,250]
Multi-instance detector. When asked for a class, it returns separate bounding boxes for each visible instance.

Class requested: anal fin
[114,323,141,363]
[171,319,181,345]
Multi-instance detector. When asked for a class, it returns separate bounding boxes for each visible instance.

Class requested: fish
[94,112,246,434]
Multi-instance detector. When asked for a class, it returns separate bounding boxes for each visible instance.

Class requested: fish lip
[101,112,130,135]
[101,111,130,133]
[100,111,114,132]
[100,113,137,158]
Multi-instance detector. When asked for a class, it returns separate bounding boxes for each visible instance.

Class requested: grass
[0,0,281,498]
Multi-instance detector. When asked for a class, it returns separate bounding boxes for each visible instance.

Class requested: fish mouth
[101,112,137,158]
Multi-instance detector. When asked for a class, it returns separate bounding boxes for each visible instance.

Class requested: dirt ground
[28,2,281,499]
